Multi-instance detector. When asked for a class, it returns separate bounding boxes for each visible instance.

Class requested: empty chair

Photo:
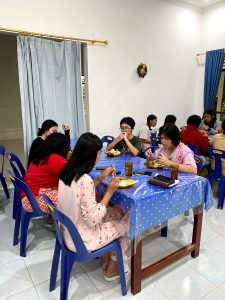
[42,194,127,300]
[8,172,47,256]
[0,145,10,199]
[208,147,225,209]
[6,152,26,219]
[101,135,115,146]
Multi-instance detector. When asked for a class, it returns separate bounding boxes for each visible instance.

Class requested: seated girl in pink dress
[146,124,197,174]
[58,132,129,281]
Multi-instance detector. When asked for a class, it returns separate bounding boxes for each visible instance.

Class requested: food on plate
[119,177,137,188]
[106,149,121,157]
[144,160,165,169]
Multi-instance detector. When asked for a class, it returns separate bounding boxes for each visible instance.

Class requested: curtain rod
[0,27,108,45]
[197,50,225,57]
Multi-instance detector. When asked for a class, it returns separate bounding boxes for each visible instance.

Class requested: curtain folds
[203,49,225,111]
[17,36,86,158]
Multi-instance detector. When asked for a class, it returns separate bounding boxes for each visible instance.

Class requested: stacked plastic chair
[42,194,127,300]
[208,147,225,209]
[0,145,10,199]
[101,135,115,146]
[8,171,47,256]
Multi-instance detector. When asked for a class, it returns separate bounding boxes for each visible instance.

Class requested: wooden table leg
[191,204,203,258]
[131,238,142,295]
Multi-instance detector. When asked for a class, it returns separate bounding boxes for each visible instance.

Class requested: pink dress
[57,174,129,253]
[153,142,197,168]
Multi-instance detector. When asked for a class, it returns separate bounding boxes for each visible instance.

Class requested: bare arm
[123,136,139,156]
[158,153,197,174]
[106,134,123,151]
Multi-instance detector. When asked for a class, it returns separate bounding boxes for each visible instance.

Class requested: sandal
[104,263,130,282]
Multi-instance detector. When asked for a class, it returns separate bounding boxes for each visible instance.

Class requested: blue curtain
[204,49,224,110]
[17,36,86,158]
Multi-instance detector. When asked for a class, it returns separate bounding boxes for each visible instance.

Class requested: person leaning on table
[146,124,197,174]
[199,109,222,135]
[107,116,141,156]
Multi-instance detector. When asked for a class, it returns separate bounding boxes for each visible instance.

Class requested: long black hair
[203,110,216,128]
[160,124,180,147]
[32,132,70,166]
[37,119,58,136]
[60,132,103,186]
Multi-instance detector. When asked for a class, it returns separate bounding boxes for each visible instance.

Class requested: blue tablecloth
[92,153,213,239]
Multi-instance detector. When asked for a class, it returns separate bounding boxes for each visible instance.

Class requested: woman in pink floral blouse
[58,132,129,281]
[146,124,197,174]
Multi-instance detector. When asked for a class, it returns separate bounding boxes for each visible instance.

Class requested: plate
[106,149,121,157]
[144,161,165,169]
[119,177,137,189]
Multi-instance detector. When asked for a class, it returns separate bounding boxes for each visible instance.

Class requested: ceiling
[180,0,224,7]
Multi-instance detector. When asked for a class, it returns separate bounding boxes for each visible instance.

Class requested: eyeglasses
[119,126,131,131]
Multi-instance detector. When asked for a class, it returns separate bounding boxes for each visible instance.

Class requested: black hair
[160,124,180,147]
[203,109,216,128]
[222,120,225,133]
[37,119,58,136]
[120,117,135,129]
[164,114,177,125]
[147,114,157,125]
[187,115,202,128]
[60,132,102,185]
[32,132,70,166]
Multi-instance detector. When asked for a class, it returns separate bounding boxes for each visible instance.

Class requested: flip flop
[104,263,130,282]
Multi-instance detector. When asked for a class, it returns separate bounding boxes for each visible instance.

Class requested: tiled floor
[1,186,225,300]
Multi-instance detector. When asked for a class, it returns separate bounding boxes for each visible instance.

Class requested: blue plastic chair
[187,143,200,155]
[8,172,47,256]
[101,135,115,146]
[194,155,204,175]
[0,145,10,199]
[6,152,26,179]
[6,152,26,219]
[42,194,127,300]
[208,147,225,209]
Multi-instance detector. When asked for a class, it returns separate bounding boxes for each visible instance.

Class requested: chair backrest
[101,135,115,146]
[194,155,203,175]
[42,194,90,258]
[8,171,43,215]
[6,152,26,180]
[70,138,77,150]
[187,143,200,155]
[208,147,225,178]
[0,145,6,175]
[150,132,160,147]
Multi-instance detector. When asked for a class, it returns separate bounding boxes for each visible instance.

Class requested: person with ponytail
[27,119,70,167]
[58,132,130,281]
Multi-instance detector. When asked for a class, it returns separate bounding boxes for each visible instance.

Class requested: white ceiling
[180,0,224,7]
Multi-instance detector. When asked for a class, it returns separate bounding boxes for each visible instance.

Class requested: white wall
[0,0,202,137]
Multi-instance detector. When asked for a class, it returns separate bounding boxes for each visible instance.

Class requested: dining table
[92,152,213,295]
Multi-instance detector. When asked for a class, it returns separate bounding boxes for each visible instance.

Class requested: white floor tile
[153,264,215,300]
[186,245,225,285]
[79,258,129,297]
[105,284,169,299]
[201,288,225,300]
[0,259,33,299]
[36,266,102,300]
[24,246,54,285]
[4,287,39,300]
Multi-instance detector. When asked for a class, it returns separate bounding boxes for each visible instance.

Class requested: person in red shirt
[181,115,209,156]
[22,132,70,213]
